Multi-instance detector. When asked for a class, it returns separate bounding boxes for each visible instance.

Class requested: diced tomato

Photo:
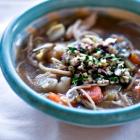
[85,86,103,104]
[134,86,140,99]
[129,53,140,65]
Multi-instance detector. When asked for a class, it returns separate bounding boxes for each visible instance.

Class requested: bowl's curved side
[1,0,140,127]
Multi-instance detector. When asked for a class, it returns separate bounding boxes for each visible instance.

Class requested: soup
[16,8,140,110]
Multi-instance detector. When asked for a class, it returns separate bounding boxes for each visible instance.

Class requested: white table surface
[1,1,140,140]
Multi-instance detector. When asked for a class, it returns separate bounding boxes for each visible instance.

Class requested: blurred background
[0,0,42,34]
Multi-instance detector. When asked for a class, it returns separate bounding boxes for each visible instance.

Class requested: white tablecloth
[1,1,140,140]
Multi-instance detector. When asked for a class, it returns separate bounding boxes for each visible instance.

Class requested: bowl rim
[1,0,140,126]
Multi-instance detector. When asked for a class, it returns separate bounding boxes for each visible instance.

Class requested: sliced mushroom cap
[56,76,71,93]
[47,23,65,41]
[52,43,67,59]
[35,75,58,91]
[104,85,121,101]
[33,43,54,52]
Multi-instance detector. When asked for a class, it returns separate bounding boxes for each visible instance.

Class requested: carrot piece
[47,92,61,103]
[85,86,103,104]
[47,92,67,106]
[129,53,140,65]
[27,27,37,35]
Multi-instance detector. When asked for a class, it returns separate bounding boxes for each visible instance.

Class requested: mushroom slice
[34,75,58,90]
[56,77,71,93]
[32,43,54,52]
[47,23,65,41]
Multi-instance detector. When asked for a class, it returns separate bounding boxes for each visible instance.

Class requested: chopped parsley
[109,76,119,83]
[64,34,133,86]
[68,47,77,53]
[72,74,88,85]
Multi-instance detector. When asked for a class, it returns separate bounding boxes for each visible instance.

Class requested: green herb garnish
[109,76,119,83]
[68,47,77,53]
[72,74,88,85]
[95,48,101,52]
[79,47,85,53]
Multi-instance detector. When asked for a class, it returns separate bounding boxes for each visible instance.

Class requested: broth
[16,8,140,110]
